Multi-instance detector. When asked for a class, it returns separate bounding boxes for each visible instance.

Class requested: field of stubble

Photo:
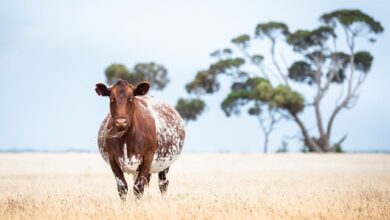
[0,153,389,220]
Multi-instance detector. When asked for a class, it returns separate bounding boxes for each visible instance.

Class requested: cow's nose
[115,118,127,130]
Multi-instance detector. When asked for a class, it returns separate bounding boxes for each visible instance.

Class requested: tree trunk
[314,102,331,151]
[292,114,323,152]
[263,134,269,154]
[326,104,344,142]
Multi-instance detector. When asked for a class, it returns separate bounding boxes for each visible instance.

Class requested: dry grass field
[0,153,389,220]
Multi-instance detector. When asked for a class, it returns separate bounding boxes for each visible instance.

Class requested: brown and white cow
[95,80,185,199]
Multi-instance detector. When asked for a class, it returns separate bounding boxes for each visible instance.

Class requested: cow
[95,80,185,199]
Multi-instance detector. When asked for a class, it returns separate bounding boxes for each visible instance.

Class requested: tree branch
[236,46,271,81]
[257,107,283,153]
[310,52,331,151]
[270,39,289,85]
[327,27,356,140]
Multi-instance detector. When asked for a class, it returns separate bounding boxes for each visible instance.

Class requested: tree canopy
[176,9,384,153]
[175,98,205,122]
[105,62,169,90]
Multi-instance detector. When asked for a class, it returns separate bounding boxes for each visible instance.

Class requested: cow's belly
[118,152,180,174]
[118,134,182,174]
[150,151,180,173]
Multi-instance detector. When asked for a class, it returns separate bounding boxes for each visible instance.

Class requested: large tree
[105,62,169,90]
[176,9,383,153]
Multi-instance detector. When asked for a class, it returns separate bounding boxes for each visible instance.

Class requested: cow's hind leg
[158,167,169,195]
[109,157,128,200]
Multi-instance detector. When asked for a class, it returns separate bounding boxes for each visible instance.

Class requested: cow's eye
[110,98,114,103]
[128,97,133,103]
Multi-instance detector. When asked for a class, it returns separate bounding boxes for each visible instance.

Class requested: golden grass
[0,153,389,220]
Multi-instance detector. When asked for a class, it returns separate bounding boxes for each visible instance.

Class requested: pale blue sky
[0,0,389,152]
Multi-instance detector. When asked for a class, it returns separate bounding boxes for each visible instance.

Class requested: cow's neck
[122,102,139,155]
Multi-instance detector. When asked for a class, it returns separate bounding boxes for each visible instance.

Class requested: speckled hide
[95,80,185,198]
[97,95,185,175]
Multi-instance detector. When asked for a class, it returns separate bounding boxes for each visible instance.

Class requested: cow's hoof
[119,193,126,201]
[133,184,144,199]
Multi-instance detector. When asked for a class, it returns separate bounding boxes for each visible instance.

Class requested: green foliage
[332,52,350,68]
[333,143,344,153]
[238,77,273,101]
[354,51,373,73]
[251,54,264,65]
[321,9,384,34]
[248,104,262,116]
[255,21,289,39]
[288,50,354,85]
[231,35,251,48]
[185,70,219,95]
[105,62,169,90]
[223,48,233,55]
[175,98,206,121]
[286,26,334,51]
[105,64,131,85]
[185,58,246,95]
[245,77,269,88]
[222,77,271,116]
[252,79,273,102]
[210,58,246,75]
[305,51,326,63]
[131,63,169,90]
[222,77,303,116]
[270,85,304,115]
[288,61,316,84]
[210,48,233,58]
[221,90,251,116]
[210,50,221,58]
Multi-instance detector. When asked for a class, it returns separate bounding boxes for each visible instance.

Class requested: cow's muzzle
[114,117,128,131]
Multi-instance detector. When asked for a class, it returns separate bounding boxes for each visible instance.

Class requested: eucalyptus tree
[176,9,383,153]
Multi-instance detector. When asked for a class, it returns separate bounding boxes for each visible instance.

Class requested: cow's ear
[134,82,150,96]
[95,83,111,96]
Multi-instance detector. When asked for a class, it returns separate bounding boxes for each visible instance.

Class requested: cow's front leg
[133,154,153,198]
[109,157,128,200]
[158,167,169,194]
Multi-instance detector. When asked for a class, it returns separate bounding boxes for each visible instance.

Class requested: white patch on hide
[119,143,142,174]
[150,153,180,173]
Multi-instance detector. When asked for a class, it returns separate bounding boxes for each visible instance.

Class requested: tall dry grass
[0,153,389,219]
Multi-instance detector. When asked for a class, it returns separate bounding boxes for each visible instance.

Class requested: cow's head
[95,80,150,131]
